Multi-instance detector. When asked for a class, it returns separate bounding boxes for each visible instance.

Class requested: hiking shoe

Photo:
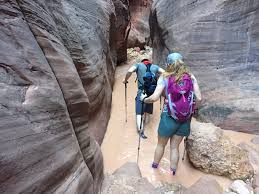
[139,131,147,139]
[152,162,158,169]
[170,168,176,176]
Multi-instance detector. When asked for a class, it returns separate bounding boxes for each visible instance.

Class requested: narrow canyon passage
[1,0,259,193]
[101,57,259,189]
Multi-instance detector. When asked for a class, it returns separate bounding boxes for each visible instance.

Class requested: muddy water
[101,62,259,189]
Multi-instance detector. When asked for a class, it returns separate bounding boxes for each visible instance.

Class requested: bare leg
[153,135,170,166]
[136,115,143,132]
[170,135,184,171]
[136,114,147,139]
[144,113,151,124]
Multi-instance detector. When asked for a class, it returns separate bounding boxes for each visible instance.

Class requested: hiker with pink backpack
[140,52,202,175]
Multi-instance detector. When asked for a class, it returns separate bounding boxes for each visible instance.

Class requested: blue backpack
[142,64,157,96]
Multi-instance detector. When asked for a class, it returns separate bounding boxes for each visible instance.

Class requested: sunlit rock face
[150,0,259,134]
[128,0,153,49]
[0,0,123,193]
[187,121,254,180]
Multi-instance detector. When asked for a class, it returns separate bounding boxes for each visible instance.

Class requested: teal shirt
[134,63,160,93]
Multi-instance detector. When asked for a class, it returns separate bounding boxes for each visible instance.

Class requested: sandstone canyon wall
[113,0,130,63]
[128,0,153,49]
[150,0,259,134]
[0,0,128,193]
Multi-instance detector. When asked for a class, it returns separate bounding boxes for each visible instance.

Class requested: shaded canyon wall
[128,0,153,48]
[150,0,259,134]
[0,0,129,193]
[113,0,131,63]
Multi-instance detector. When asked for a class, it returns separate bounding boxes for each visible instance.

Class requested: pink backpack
[165,74,195,122]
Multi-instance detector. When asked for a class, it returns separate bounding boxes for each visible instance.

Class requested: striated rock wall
[128,0,153,49]
[150,0,259,134]
[0,0,126,193]
[113,0,131,63]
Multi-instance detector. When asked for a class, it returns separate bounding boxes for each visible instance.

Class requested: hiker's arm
[144,85,164,103]
[123,66,137,84]
[158,67,165,74]
[191,74,202,108]
[143,76,165,103]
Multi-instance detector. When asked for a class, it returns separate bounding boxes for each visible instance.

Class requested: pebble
[251,137,259,144]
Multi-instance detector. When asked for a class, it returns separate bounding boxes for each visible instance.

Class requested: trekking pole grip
[142,96,148,104]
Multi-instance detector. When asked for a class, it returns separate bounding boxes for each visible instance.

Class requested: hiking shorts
[157,112,191,137]
[135,92,153,115]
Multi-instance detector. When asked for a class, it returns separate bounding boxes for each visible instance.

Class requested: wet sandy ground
[101,62,259,189]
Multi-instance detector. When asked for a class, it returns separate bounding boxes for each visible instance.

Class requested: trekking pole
[137,127,141,164]
[160,96,162,113]
[182,137,188,161]
[137,96,145,164]
[124,81,128,122]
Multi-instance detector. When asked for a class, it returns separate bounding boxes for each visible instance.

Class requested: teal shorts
[158,112,191,137]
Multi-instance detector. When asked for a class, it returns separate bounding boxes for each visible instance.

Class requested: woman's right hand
[140,93,148,102]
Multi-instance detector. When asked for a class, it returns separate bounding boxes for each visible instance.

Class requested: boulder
[187,121,254,180]
[176,176,223,194]
[113,162,142,178]
[101,176,156,194]
[127,46,153,64]
[150,0,259,134]
[101,162,156,194]
[155,182,183,194]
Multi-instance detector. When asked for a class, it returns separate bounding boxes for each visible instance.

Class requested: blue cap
[166,53,183,64]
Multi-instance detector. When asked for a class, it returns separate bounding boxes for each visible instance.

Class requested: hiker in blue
[140,53,202,175]
[123,59,165,139]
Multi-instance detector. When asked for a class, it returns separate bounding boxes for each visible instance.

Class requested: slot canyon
[0,0,259,193]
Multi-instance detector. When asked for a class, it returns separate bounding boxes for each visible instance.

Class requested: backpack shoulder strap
[164,76,173,98]
[164,78,168,98]
[165,76,178,119]
[146,64,151,72]
[136,63,144,87]
[135,64,139,83]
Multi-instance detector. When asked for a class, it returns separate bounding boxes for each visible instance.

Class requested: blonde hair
[163,59,190,83]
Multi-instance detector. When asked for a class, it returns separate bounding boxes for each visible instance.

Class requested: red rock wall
[128,0,153,48]
[113,0,131,63]
[150,0,259,134]
[0,0,127,193]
